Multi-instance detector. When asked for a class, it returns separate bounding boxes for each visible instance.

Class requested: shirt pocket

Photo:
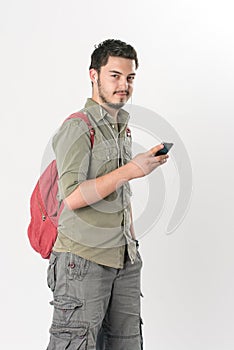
[123,138,132,163]
[91,144,118,177]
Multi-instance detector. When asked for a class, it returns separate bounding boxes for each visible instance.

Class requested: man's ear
[89,69,98,84]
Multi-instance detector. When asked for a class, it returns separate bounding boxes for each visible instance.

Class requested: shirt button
[112,124,115,128]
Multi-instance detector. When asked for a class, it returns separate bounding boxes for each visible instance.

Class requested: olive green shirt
[52,98,137,268]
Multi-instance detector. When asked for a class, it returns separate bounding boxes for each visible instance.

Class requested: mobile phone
[154,142,174,156]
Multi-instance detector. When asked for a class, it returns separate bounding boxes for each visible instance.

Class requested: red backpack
[27,112,95,259]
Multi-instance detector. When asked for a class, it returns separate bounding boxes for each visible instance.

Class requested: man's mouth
[114,91,129,96]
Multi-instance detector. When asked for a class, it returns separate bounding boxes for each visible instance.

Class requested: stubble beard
[97,81,128,110]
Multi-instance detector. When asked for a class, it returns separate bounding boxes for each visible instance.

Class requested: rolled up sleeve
[52,118,91,199]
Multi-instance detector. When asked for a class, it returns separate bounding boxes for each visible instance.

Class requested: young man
[47,39,168,350]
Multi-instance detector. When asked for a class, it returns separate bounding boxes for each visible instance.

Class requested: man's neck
[101,104,119,119]
[91,97,120,120]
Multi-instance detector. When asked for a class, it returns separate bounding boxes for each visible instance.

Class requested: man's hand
[127,144,169,180]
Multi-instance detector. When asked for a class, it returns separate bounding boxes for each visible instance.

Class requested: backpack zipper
[36,190,47,221]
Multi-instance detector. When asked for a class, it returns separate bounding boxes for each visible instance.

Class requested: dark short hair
[89,39,139,72]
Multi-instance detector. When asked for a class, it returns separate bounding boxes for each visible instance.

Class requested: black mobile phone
[155,142,174,156]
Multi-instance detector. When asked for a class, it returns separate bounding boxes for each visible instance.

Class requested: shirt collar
[84,98,130,126]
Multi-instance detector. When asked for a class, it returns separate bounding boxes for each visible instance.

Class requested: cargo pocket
[50,296,84,324]
[49,321,89,350]
[47,253,57,292]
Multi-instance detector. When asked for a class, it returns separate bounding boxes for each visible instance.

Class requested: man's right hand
[127,144,169,179]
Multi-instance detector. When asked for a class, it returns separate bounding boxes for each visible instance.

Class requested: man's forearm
[65,162,134,210]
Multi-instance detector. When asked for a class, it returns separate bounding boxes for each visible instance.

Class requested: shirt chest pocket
[90,144,119,177]
[123,138,132,164]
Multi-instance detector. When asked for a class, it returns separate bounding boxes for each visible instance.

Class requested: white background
[1,0,234,349]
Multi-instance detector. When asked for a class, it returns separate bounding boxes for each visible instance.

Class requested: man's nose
[118,77,128,90]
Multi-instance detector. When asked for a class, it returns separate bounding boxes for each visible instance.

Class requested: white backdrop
[1,0,234,349]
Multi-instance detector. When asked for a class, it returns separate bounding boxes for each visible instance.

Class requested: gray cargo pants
[46,249,143,349]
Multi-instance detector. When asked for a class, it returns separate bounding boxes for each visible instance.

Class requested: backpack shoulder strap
[64,112,95,149]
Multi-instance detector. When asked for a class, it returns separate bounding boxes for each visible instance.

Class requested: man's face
[94,56,136,110]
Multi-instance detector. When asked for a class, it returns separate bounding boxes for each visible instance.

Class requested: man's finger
[148,144,164,156]
[155,154,169,163]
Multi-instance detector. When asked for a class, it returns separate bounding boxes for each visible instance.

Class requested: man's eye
[128,76,135,82]
[111,74,119,78]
